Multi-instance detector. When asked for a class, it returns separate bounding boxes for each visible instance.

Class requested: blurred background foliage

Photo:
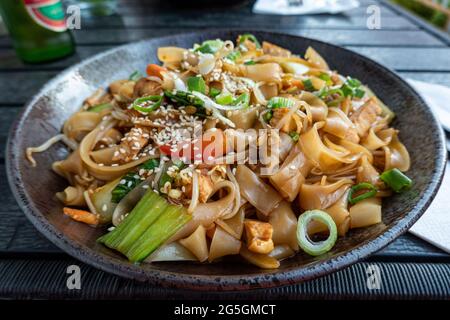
[391,0,450,30]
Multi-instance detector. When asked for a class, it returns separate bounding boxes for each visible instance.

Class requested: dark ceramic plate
[6,31,447,290]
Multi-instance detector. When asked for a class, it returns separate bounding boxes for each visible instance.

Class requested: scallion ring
[267,97,295,109]
[233,92,250,108]
[209,87,221,98]
[238,33,261,49]
[348,182,377,205]
[132,95,163,113]
[289,131,299,142]
[302,79,315,91]
[128,70,143,81]
[296,210,337,256]
[194,39,224,54]
[263,110,273,122]
[380,168,412,193]
[215,92,234,105]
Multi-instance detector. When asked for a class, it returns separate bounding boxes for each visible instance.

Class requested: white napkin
[406,79,450,254]
[253,0,360,15]
[407,79,450,132]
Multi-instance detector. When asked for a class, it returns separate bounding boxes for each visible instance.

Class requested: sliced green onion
[267,97,295,109]
[318,73,332,85]
[341,77,365,98]
[327,96,346,107]
[302,79,315,91]
[233,92,250,108]
[187,76,206,94]
[215,92,234,105]
[194,39,224,54]
[341,83,353,97]
[380,168,412,193]
[88,102,112,113]
[289,131,299,142]
[164,90,205,108]
[111,159,160,203]
[296,210,337,256]
[226,51,241,61]
[244,60,256,65]
[128,70,143,81]
[263,111,273,122]
[354,88,366,99]
[346,77,361,88]
[318,88,344,99]
[238,33,261,49]
[132,95,163,113]
[209,87,221,98]
[348,182,377,205]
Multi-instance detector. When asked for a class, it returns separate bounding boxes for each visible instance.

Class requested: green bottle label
[23,0,67,32]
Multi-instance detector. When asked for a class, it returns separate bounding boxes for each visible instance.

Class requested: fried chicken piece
[133,78,162,98]
[244,220,274,254]
[262,41,291,57]
[350,97,382,137]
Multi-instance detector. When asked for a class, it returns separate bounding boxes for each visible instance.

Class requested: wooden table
[1,0,449,299]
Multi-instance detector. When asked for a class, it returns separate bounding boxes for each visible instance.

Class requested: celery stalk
[125,205,191,262]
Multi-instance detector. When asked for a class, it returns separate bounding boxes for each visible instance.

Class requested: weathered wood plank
[115,3,398,17]
[78,14,417,29]
[116,0,383,8]
[346,47,450,71]
[0,29,441,48]
[0,72,56,105]
[0,45,448,71]
[69,29,447,47]
[0,107,21,159]
[398,72,450,87]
